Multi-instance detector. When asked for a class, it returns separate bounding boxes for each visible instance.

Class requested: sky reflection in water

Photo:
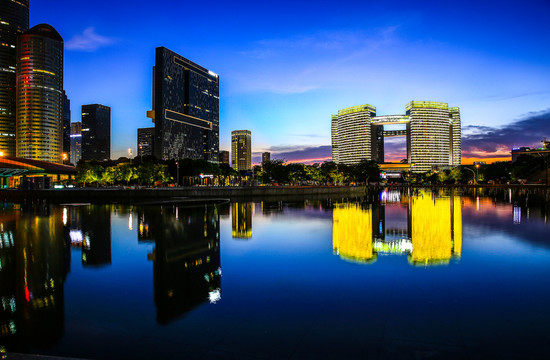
[0,188,549,359]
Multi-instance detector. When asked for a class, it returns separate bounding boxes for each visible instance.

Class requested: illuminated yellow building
[332,203,375,263]
[231,130,251,171]
[331,105,378,165]
[232,202,252,238]
[331,101,461,172]
[16,24,64,163]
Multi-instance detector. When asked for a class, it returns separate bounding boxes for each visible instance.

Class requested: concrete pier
[0,185,369,203]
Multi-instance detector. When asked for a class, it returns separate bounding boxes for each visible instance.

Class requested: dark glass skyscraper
[70,121,82,165]
[82,104,111,161]
[63,91,71,161]
[137,127,154,157]
[0,0,29,156]
[147,47,219,161]
[16,24,64,163]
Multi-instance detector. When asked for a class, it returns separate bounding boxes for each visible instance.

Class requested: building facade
[219,150,229,165]
[333,105,377,165]
[16,24,64,163]
[331,115,339,163]
[231,130,251,171]
[63,91,71,162]
[82,104,110,161]
[70,121,82,165]
[0,0,29,157]
[147,47,219,161]
[332,101,461,172]
[262,152,270,164]
[137,127,154,157]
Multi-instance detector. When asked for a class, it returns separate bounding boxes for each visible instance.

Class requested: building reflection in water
[140,205,222,324]
[232,202,252,239]
[81,206,111,267]
[333,189,462,266]
[0,203,69,351]
[333,203,376,264]
[67,205,112,267]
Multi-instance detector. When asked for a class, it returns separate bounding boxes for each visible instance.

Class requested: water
[1,188,549,359]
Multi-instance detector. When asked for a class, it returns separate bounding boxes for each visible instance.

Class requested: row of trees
[76,161,171,186]
[75,154,548,187]
[257,159,380,185]
[74,157,380,187]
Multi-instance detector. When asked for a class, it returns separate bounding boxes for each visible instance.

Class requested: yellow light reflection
[410,190,454,266]
[332,203,375,264]
[453,195,462,256]
[232,202,252,238]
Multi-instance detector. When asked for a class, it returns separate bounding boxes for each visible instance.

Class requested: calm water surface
[1,188,549,359]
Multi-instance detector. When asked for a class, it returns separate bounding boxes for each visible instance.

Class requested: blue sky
[32,0,550,163]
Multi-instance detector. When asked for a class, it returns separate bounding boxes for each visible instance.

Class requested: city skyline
[29,0,550,164]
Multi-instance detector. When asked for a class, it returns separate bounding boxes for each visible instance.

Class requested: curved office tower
[16,24,64,163]
[407,101,453,173]
[231,130,251,171]
[335,104,377,165]
[0,0,29,156]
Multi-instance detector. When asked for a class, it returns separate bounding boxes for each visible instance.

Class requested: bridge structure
[331,101,461,173]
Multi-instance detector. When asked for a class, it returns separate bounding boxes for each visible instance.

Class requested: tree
[136,162,156,185]
[320,161,340,184]
[153,164,171,184]
[119,163,136,184]
[76,162,103,186]
[101,166,118,185]
[287,163,307,184]
[354,160,380,184]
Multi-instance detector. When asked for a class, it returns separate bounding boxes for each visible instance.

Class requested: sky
[31,0,550,164]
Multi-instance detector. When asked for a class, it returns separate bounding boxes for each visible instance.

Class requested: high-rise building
[219,150,229,165]
[0,0,29,157]
[262,152,270,164]
[147,47,219,161]
[332,101,461,172]
[70,122,82,165]
[331,105,377,165]
[62,92,71,162]
[81,104,110,161]
[16,24,64,163]
[231,130,251,171]
[137,127,154,157]
[407,101,461,172]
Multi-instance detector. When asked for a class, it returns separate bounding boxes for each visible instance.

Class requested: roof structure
[0,157,76,177]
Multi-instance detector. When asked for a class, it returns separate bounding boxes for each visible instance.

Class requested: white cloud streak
[66,27,116,51]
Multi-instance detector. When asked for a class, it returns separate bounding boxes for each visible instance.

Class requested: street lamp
[475,164,480,184]
[463,166,476,185]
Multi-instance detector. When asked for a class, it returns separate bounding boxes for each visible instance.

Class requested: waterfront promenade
[0,184,547,203]
[0,185,369,203]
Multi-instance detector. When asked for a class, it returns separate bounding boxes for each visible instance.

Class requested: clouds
[462,109,550,159]
[66,27,115,51]
[231,27,400,95]
[252,145,332,164]
[250,108,550,165]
